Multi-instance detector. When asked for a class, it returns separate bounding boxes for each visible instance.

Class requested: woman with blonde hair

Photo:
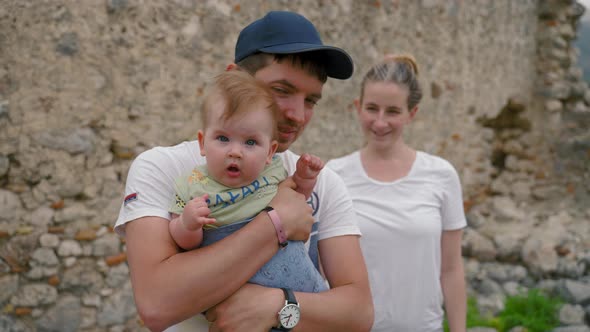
[327,54,467,332]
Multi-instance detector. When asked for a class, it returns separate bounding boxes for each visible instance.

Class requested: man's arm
[205,235,374,332]
[441,229,467,332]
[205,165,373,331]
[293,235,373,331]
[126,179,314,332]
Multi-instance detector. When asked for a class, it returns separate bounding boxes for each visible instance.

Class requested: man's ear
[267,140,279,164]
[226,63,237,71]
[197,130,206,156]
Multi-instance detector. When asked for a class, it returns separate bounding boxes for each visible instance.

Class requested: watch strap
[282,288,297,305]
[263,206,288,248]
[273,288,298,332]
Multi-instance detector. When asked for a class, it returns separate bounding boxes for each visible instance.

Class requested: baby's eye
[245,139,257,146]
[216,135,229,142]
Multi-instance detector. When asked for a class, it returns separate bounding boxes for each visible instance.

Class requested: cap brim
[259,43,354,80]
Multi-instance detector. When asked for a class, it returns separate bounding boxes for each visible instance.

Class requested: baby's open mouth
[226,164,241,176]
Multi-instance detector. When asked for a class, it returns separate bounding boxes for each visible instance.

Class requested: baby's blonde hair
[201,70,280,139]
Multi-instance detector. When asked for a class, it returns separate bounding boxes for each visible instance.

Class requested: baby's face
[200,102,277,188]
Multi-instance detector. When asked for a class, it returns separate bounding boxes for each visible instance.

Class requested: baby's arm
[292,153,324,199]
[169,194,216,250]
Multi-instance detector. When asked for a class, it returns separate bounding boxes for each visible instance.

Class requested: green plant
[444,289,563,332]
[467,297,502,329]
[498,289,562,332]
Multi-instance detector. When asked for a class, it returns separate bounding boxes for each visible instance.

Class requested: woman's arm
[441,229,467,332]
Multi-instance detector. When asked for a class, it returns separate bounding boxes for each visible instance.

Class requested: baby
[168,70,328,293]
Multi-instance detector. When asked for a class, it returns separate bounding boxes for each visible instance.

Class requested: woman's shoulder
[415,151,459,175]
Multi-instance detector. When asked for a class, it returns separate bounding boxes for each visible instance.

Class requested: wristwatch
[272,288,300,331]
[262,206,288,248]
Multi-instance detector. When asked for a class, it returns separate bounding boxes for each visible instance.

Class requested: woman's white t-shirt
[327,150,466,332]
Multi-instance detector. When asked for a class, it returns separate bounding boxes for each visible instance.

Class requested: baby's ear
[197,130,206,156]
[267,140,279,164]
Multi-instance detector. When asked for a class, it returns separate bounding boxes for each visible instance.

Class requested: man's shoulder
[276,150,299,177]
[129,140,204,179]
[136,141,201,162]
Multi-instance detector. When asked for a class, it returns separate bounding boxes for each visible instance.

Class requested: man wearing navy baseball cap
[117,11,373,332]
[234,11,354,80]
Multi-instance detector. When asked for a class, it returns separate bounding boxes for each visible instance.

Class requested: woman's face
[356,81,417,149]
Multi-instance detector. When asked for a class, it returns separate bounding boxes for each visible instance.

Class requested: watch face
[279,303,300,329]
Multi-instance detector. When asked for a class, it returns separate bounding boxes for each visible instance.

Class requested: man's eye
[245,139,257,146]
[272,87,288,95]
[216,135,229,142]
[305,99,318,106]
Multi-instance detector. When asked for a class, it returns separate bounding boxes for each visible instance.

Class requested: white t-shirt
[327,150,466,332]
[114,141,361,331]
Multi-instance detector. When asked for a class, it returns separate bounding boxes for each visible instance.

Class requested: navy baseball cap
[235,11,354,80]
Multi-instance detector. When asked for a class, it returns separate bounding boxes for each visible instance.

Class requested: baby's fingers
[308,155,324,171]
[203,217,216,224]
[190,196,210,208]
[198,216,216,224]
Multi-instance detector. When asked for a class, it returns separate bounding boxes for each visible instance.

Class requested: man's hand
[206,284,283,332]
[270,177,314,241]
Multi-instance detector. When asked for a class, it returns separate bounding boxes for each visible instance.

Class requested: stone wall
[0,0,589,331]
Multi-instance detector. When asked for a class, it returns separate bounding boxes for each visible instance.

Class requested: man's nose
[281,96,305,124]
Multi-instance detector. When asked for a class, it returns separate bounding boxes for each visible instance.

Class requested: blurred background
[576,0,590,82]
[0,1,589,331]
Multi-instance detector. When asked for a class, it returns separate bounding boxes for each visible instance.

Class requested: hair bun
[383,53,419,76]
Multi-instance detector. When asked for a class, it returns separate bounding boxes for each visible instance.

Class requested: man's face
[253,61,324,152]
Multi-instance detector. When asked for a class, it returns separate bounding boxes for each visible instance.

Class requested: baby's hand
[181,194,216,231]
[295,153,324,180]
